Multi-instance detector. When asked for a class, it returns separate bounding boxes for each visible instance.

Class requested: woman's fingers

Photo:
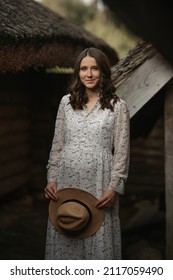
[96,189,115,209]
[96,198,113,208]
[96,196,110,208]
[95,197,106,208]
[44,183,58,201]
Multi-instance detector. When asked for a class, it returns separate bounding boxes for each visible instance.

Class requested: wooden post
[164,79,173,259]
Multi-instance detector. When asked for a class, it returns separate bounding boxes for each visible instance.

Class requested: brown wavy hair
[67,47,119,111]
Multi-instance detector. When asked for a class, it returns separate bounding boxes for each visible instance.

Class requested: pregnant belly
[60,146,97,171]
[57,145,113,188]
[59,144,112,172]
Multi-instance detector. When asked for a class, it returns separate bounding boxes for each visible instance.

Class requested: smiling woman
[44,47,130,260]
[79,56,101,105]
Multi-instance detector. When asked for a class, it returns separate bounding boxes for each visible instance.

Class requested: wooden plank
[130,147,163,157]
[0,158,30,179]
[0,120,30,135]
[164,80,173,259]
[0,172,29,196]
[128,173,164,183]
[0,132,30,148]
[0,106,29,119]
[0,91,29,104]
[126,183,164,194]
[116,54,173,118]
[130,161,163,168]
[0,144,30,163]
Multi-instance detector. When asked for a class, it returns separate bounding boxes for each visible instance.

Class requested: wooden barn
[0,0,118,196]
[103,0,173,67]
[102,0,173,260]
[110,39,173,259]
[2,0,173,261]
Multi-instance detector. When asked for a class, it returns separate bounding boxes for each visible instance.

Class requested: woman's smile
[79,56,101,91]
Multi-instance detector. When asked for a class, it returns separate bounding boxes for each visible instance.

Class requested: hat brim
[49,188,104,238]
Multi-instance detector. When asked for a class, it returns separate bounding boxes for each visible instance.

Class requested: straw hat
[49,188,104,238]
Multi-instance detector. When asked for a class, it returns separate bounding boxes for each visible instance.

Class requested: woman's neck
[86,89,99,100]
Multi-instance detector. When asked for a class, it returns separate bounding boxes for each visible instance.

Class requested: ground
[0,188,165,260]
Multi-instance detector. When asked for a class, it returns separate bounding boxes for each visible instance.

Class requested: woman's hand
[44,182,58,201]
[96,189,116,209]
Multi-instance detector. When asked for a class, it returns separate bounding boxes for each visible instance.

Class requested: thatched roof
[0,0,118,74]
[111,39,157,88]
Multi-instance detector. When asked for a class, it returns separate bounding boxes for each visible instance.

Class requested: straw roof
[111,39,157,88]
[0,0,118,74]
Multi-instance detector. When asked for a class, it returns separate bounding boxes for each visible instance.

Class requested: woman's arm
[108,100,130,194]
[96,100,130,208]
[44,95,66,200]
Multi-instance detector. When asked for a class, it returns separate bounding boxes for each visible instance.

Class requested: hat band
[60,199,92,236]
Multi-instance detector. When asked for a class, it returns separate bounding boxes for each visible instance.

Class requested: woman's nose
[87,69,92,76]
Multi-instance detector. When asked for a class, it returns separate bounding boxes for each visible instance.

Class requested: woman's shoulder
[117,97,127,105]
[60,93,71,105]
[112,97,127,108]
[113,97,129,116]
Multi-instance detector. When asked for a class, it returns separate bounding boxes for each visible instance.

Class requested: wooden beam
[164,79,173,259]
[0,172,29,196]
[116,54,173,118]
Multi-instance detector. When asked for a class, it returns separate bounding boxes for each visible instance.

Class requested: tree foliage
[41,0,96,25]
[41,0,138,58]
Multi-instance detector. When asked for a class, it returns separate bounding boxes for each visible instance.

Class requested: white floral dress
[45,93,130,260]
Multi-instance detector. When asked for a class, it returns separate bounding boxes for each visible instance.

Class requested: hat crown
[49,188,104,238]
[57,201,90,232]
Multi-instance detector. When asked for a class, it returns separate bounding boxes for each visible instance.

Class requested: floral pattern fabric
[45,93,130,260]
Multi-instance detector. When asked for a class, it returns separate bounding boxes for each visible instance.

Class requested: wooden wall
[125,90,165,198]
[29,72,70,192]
[0,71,70,196]
[0,71,165,203]
[128,115,164,198]
[164,81,173,259]
[0,76,31,196]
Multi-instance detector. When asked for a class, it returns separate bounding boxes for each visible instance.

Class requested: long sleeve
[108,100,130,195]
[46,96,66,183]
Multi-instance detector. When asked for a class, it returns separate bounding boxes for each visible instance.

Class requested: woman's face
[79,56,101,92]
